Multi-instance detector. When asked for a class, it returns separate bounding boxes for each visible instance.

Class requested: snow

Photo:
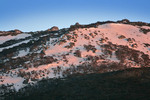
[17,49,29,57]
[45,23,150,70]
[0,39,31,52]
[0,33,31,44]
[98,23,150,55]
[13,48,30,58]
[66,54,83,65]
[141,26,150,30]
[0,75,25,91]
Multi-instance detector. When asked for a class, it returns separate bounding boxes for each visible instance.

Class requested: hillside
[0,19,150,99]
[4,67,150,100]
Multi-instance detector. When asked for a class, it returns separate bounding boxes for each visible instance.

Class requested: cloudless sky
[0,0,150,32]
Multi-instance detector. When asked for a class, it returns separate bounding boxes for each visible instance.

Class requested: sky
[0,0,150,32]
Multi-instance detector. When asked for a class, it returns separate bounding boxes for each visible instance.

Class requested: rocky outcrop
[117,19,130,24]
[0,29,23,36]
[9,29,22,34]
[48,26,59,31]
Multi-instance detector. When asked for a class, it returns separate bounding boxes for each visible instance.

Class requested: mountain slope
[0,19,150,97]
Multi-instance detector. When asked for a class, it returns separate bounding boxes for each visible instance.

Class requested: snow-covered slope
[0,20,150,95]
[0,33,31,45]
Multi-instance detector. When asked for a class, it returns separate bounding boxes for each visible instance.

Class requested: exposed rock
[48,26,59,31]
[69,22,84,31]
[118,35,126,39]
[75,22,80,26]
[117,19,130,24]
[0,29,23,36]
[9,29,22,34]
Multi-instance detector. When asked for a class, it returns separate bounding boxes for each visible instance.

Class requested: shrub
[84,44,97,53]
[74,50,82,57]
[65,42,75,48]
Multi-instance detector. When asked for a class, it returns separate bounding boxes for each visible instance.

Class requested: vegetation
[3,67,150,100]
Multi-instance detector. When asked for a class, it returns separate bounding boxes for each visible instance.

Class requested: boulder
[49,26,59,31]
[75,22,80,26]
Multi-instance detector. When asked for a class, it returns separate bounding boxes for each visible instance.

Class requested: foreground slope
[4,67,150,100]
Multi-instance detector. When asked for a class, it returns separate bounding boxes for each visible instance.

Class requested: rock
[75,22,80,26]
[69,22,83,31]
[49,26,59,31]
[14,29,22,33]
[117,19,130,24]
[9,29,22,34]
[121,19,130,23]
[118,35,126,39]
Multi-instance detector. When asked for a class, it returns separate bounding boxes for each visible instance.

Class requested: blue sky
[0,0,150,32]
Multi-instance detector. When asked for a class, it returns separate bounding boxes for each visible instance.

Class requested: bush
[84,44,97,53]
[74,50,81,57]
